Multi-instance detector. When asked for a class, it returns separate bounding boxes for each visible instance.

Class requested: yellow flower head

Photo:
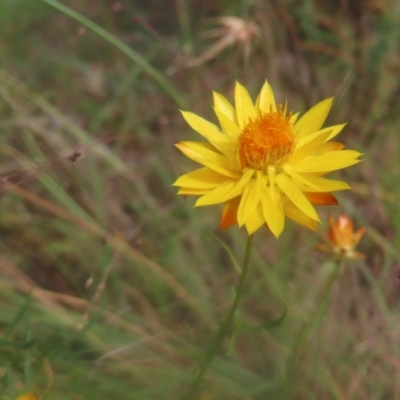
[316,214,365,260]
[16,393,37,400]
[173,82,362,237]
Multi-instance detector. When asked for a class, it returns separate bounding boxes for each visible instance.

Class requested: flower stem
[282,260,342,398]
[184,234,254,399]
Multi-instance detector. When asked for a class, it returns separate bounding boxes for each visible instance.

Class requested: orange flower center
[238,105,296,170]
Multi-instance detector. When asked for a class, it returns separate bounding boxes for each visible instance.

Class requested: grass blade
[41,0,187,109]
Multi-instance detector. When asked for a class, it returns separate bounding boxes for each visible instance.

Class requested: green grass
[1,0,400,399]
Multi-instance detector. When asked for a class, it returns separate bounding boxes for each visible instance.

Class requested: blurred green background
[1,0,400,399]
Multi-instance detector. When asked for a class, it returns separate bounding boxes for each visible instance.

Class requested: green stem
[282,261,342,397]
[41,0,188,109]
[184,234,254,399]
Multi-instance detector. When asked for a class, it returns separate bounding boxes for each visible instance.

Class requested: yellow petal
[213,107,241,137]
[296,150,362,173]
[261,188,284,238]
[297,125,345,148]
[282,100,288,116]
[276,173,320,221]
[294,98,333,139]
[173,167,228,189]
[237,172,264,226]
[267,165,276,190]
[256,80,277,113]
[281,163,321,191]
[181,112,236,156]
[212,141,239,156]
[326,123,346,141]
[222,168,255,201]
[299,174,350,192]
[245,204,265,235]
[195,181,238,206]
[315,141,345,154]
[178,187,210,195]
[292,126,336,165]
[213,91,236,123]
[290,112,299,124]
[235,82,256,128]
[181,111,231,146]
[293,124,345,158]
[176,142,241,178]
[282,197,318,231]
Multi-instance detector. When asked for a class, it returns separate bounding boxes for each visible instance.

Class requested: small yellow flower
[316,214,365,259]
[16,393,37,400]
[173,82,362,237]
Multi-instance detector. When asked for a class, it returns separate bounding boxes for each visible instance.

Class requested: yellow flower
[316,214,365,259]
[16,393,37,400]
[173,82,361,237]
